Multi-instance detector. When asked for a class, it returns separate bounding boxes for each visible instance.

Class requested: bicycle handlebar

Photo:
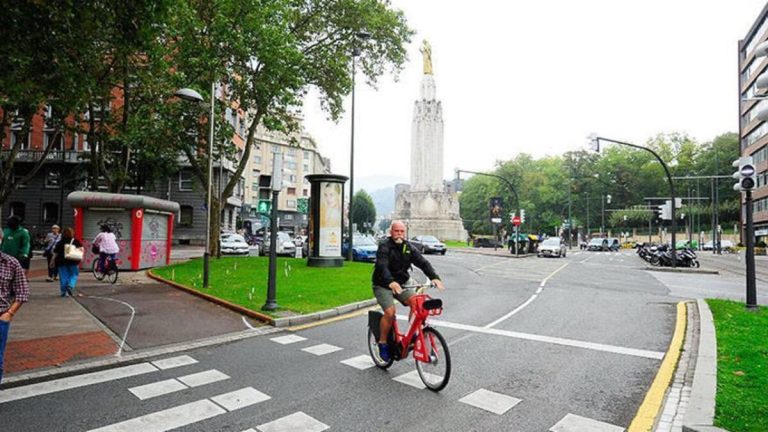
[400,280,436,291]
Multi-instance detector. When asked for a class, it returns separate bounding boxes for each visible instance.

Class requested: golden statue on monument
[420,39,433,75]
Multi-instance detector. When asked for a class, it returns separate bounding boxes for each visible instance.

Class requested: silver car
[220,234,250,255]
[538,237,566,258]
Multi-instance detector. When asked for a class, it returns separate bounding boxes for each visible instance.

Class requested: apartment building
[739,3,768,244]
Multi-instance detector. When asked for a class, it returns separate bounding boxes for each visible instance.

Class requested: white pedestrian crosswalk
[5,335,627,431]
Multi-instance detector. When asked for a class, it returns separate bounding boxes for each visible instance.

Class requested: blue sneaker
[378,343,390,362]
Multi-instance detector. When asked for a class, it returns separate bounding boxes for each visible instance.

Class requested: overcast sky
[302,1,767,191]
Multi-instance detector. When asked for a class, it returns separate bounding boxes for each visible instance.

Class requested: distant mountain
[369,186,395,218]
[356,174,406,192]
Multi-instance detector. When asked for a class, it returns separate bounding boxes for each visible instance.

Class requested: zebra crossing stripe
[129,379,188,401]
[177,369,230,387]
[151,355,198,370]
[256,411,329,432]
[550,413,624,431]
[0,363,159,404]
[89,387,271,432]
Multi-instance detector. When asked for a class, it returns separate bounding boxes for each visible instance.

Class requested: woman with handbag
[52,227,83,297]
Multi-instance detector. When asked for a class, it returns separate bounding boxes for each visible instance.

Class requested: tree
[352,190,376,234]
[163,0,413,255]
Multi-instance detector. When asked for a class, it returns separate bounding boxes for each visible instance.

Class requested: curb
[644,267,720,275]
[2,326,282,389]
[146,269,377,328]
[682,300,729,432]
[450,248,532,258]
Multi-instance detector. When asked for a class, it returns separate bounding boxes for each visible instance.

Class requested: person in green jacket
[1,216,31,274]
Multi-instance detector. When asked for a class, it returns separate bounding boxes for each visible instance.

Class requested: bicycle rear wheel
[415,327,451,391]
[367,328,394,369]
[106,262,119,284]
[92,259,105,281]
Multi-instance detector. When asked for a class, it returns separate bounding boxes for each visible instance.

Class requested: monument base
[307,256,345,267]
[405,218,467,242]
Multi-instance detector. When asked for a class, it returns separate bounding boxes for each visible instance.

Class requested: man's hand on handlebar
[389,281,403,295]
[432,279,445,290]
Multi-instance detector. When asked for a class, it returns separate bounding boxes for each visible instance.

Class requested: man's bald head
[390,220,406,243]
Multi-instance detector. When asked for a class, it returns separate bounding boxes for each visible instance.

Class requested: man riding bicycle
[372,220,444,361]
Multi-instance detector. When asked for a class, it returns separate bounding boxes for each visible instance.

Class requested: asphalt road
[1,250,679,431]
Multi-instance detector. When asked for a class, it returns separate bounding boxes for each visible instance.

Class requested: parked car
[220,233,250,255]
[261,231,297,256]
[473,237,502,248]
[410,235,447,255]
[702,240,734,251]
[538,237,566,258]
[342,235,379,262]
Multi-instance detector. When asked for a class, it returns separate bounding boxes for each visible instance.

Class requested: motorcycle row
[636,243,701,268]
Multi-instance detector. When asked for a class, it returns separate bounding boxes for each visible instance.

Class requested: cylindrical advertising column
[306,174,348,267]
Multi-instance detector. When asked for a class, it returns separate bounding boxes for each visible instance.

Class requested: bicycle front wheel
[415,327,451,391]
[92,259,105,281]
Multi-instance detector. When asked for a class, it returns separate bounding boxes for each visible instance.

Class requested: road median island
[644,266,720,275]
[148,257,376,326]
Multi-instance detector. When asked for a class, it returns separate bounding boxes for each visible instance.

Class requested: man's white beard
[393,238,404,244]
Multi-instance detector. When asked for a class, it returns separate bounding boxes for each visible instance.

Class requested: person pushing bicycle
[372,220,444,362]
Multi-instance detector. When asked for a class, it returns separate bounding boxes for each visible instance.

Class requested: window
[9,202,25,221]
[44,131,63,150]
[304,151,310,160]
[10,130,29,150]
[253,155,262,165]
[287,187,296,195]
[179,205,194,226]
[45,169,61,188]
[303,189,308,197]
[303,164,310,172]
[286,200,296,209]
[42,203,59,224]
[13,168,29,188]
[179,170,193,191]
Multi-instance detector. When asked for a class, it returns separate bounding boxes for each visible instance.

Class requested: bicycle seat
[423,299,442,310]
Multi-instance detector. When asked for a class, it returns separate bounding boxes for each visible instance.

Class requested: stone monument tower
[394,40,467,241]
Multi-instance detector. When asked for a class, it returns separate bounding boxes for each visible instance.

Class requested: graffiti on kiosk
[96,217,124,239]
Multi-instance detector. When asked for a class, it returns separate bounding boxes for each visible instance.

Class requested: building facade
[1,104,330,245]
[739,4,768,244]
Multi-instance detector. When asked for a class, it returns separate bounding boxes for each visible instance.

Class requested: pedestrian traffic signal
[520,209,526,224]
[258,199,271,214]
[732,156,756,191]
[606,194,612,204]
[660,202,672,220]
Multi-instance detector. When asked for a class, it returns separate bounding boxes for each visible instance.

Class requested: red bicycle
[367,281,451,391]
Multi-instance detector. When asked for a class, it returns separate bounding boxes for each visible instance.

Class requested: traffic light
[606,194,612,204]
[258,199,271,214]
[732,156,756,191]
[660,202,672,220]
[520,209,526,224]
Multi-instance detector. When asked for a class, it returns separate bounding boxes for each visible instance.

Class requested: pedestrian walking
[0,229,30,385]
[1,215,31,276]
[53,227,83,297]
[92,225,119,274]
[44,224,61,282]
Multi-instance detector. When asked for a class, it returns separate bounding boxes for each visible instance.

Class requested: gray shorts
[373,284,417,310]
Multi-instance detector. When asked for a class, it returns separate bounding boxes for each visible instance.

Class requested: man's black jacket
[372,237,440,288]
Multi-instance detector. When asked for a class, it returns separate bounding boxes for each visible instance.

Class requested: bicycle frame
[391,294,443,362]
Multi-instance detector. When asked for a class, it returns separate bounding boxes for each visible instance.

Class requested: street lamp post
[175,84,215,287]
[347,31,371,261]
[590,134,677,267]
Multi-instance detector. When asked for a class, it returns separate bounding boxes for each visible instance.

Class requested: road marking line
[301,344,343,356]
[270,335,307,344]
[392,370,426,389]
[210,387,271,411]
[484,262,569,328]
[256,411,329,432]
[87,295,136,357]
[88,399,225,432]
[177,369,229,387]
[550,413,624,431]
[340,355,375,370]
[399,317,664,360]
[151,355,197,370]
[0,363,159,404]
[129,379,188,401]
[91,387,271,432]
[459,389,522,415]
[628,302,687,431]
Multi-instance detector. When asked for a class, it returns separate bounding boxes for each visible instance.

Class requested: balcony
[0,150,82,163]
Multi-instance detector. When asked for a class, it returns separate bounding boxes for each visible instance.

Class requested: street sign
[512,215,521,226]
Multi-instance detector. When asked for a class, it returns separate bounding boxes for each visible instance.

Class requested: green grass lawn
[444,240,469,248]
[708,299,768,432]
[152,257,375,316]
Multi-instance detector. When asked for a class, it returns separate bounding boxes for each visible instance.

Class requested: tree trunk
[209,195,221,257]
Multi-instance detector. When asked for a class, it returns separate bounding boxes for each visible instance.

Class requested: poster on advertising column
[319,182,342,256]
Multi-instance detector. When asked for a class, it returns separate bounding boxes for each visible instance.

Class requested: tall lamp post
[590,134,677,267]
[175,84,215,286]
[347,31,371,261]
